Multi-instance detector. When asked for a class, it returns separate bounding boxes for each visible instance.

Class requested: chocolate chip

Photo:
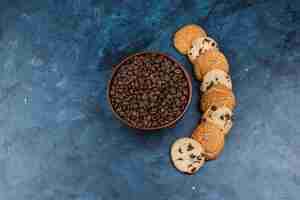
[190,154,196,159]
[187,143,194,151]
[190,167,197,173]
[177,158,183,161]
[202,118,207,122]
[207,81,214,90]
[199,47,204,53]
[225,114,230,120]
[197,155,203,160]
[178,148,183,154]
[220,115,224,120]
[211,105,217,111]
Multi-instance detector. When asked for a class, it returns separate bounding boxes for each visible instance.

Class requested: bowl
[107,52,192,130]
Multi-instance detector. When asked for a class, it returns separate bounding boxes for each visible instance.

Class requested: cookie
[193,50,229,80]
[200,69,232,92]
[171,137,206,174]
[192,122,225,160]
[187,37,218,64]
[201,84,236,112]
[202,105,233,136]
[174,24,207,55]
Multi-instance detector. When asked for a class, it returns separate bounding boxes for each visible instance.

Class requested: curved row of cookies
[171,24,236,174]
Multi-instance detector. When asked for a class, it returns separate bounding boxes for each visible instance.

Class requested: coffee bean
[175,69,181,74]
[171,88,176,94]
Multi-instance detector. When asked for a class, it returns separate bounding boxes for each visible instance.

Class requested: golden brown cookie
[201,84,236,112]
[192,122,225,160]
[187,37,218,64]
[200,69,232,92]
[174,24,207,55]
[170,137,206,174]
[202,105,233,136]
[193,50,229,80]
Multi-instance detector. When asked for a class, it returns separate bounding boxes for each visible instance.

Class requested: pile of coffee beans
[109,53,191,129]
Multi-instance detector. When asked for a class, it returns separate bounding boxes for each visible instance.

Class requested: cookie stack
[171,24,236,174]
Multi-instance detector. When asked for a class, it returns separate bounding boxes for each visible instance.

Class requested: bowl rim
[107,51,193,131]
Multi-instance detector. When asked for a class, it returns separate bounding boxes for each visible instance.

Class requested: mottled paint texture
[0,0,300,200]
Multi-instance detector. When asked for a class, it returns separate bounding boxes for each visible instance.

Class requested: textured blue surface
[0,0,300,199]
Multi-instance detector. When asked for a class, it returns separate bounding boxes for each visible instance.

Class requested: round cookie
[200,69,232,92]
[170,137,206,174]
[192,122,225,160]
[174,24,207,55]
[201,84,236,112]
[188,37,218,64]
[202,105,233,136]
[193,50,229,80]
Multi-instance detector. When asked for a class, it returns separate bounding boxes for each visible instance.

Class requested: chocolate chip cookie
[200,69,232,92]
[188,36,218,64]
[202,105,233,136]
[201,84,236,112]
[194,50,229,80]
[174,24,207,55]
[171,137,206,174]
[192,122,225,160]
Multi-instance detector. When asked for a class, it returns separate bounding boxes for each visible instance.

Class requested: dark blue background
[0,0,300,199]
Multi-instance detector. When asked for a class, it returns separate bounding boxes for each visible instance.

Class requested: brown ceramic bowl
[107,52,192,131]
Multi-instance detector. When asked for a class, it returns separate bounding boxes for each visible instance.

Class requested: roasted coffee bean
[171,88,176,94]
[110,53,189,129]
[175,69,181,74]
